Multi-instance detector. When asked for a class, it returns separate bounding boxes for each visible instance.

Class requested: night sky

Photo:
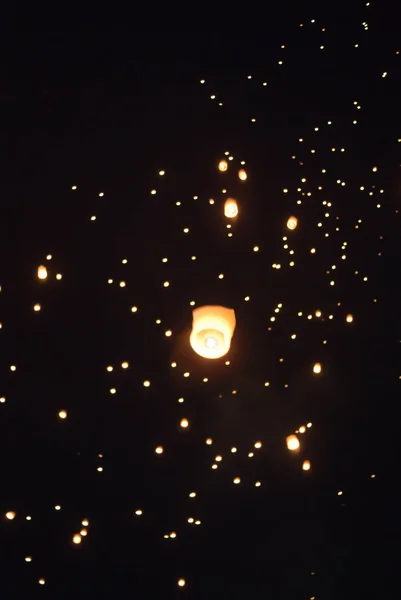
[1,3,401,598]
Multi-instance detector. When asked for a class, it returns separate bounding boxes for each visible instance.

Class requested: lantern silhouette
[190,305,236,359]
[287,216,298,230]
[224,198,238,219]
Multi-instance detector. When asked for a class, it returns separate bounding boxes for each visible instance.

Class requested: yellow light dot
[163,281,170,287]
[131,306,138,312]
[302,460,311,471]
[37,265,48,280]
[313,362,322,374]
[287,216,298,230]
[155,446,164,454]
[165,330,172,337]
[73,534,82,544]
[177,579,186,587]
[206,438,213,445]
[143,381,150,387]
[238,169,247,181]
[254,441,262,449]
[25,556,32,562]
[110,388,116,394]
[233,477,241,484]
[286,435,300,451]
[121,362,129,369]
[33,304,41,311]
[5,511,16,520]
[346,314,353,323]
[135,509,143,515]
[180,418,189,428]
[58,410,67,419]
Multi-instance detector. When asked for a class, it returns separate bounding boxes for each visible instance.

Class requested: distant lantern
[37,265,48,280]
[218,160,228,172]
[286,435,300,451]
[287,216,298,230]
[224,198,239,219]
[302,460,311,471]
[346,314,353,323]
[313,362,322,374]
[190,305,236,359]
[238,169,247,181]
[72,534,82,544]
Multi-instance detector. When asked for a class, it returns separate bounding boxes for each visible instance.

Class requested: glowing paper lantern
[286,435,300,451]
[286,216,298,230]
[224,198,238,219]
[302,460,311,471]
[238,169,247,181]
[190,305,236,359]
[346,314,353,323]
[218,160,228,172]
[313,362,322,374]
[37,265,48,280]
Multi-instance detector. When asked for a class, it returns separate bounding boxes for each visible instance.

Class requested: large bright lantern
[287,216,298,230]
[190,305,236,359]
[218,160,228,172]
[238,169,247,181]
[224,198,238,218]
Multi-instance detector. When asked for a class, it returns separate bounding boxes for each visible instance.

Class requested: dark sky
[0,3,400,599]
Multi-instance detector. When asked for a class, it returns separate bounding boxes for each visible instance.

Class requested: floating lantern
[313,362,322,374]
[190,305,236,359]
[302,460,311,471]
[224,198,239,219]
[346,314,353,323]
[287,216,298,230]
[37,265,48,280]
[218,160,228,172]
[238,169,247,181]
[286,435,300,451]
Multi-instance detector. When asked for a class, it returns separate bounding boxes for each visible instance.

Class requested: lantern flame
[37,265,48,280]
[287,216,298,230]
[190,305,236,359]
[224,198,238,219]
[286,435,300,451]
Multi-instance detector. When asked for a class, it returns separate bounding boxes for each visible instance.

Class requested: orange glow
[224,198,239,218]
[286,435,300,451]
[287,216,298,230]
[190,305,236,359]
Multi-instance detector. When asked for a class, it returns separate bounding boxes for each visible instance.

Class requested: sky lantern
[346,314,354,323]
[190,305,236,359]
[313,362,322,374]
[286,435,300,451]
[224,198,238,219]
[302,460,311,471]
[238,169,247,181]
[37,265,48,280]
[218,160,228,172]
[287,216,298,230]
